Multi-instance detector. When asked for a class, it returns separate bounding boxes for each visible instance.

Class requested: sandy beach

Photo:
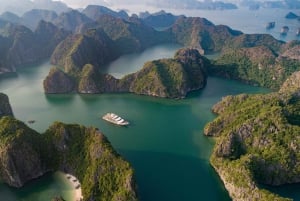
[65,173,83,201]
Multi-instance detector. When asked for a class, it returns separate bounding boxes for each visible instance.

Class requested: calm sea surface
[0,7,300,201]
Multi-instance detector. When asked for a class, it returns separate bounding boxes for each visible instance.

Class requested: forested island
[0,4,300,201]
[204,71,300,201]
[0,93,138,201]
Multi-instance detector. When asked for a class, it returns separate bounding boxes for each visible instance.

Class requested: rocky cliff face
[0,117,52,187]
[0,93,13,117]
[169,16,242,53]
[140,10,180,28]
[280,42,300,60]
[51,29,115,73]
[82,5,129,20]
[227,34,284,51]
[126,48,208,98]
[279,71,300,96]
[0,21,69,73]
[43,67,76,93]
[0,93,138,200]
[21,9,58,30]
[204,77,300,200]
[45,48,208,99]
[45,122,138,201]
[53,10,92,32]
[51,14,171,72]
[211,45,300,89]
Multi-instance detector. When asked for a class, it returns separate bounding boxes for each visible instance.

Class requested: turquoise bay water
[0,43,286,201]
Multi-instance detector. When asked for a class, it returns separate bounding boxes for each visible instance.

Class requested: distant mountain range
[1,4,300,94]
[1,4,300,201]
[0,0,70,15]
[238,0,300,9]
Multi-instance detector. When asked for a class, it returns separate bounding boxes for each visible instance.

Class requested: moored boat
[102,113,129,126]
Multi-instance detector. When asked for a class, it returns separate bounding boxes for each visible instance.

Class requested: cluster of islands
[0,3,300,201]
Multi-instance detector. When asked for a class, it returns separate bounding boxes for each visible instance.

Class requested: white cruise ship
[102,113,129,126]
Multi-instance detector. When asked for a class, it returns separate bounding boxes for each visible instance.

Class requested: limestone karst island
[0,1,300,201]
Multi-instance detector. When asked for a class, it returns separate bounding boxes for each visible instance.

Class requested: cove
[0,43,298,201]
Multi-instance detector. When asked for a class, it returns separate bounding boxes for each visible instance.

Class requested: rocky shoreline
[0,93,138,201]
[204,72,300,201]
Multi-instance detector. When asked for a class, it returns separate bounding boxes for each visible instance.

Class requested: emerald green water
[0,44,298,201]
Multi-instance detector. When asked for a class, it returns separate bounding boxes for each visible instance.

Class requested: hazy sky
[59,0,109,8]
[0,0,286,15]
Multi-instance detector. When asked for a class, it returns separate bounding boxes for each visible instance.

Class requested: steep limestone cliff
[0,94,138,200]
[279,71,300,94]
[0,93,13,117]
[43,67,76,93]
[204,73,300,200]
[45,48,208,99]
[0,117,53,187]
[125,48,208,98]
[211,45,300,89]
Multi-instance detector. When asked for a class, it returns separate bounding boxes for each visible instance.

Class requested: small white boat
[102,113,129,126]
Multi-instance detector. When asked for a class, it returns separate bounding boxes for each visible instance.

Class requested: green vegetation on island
[45,48,208,99]
[0,93,138,201]
[0,20,69,74]
[210,43,300,90]
[204,72,300,201]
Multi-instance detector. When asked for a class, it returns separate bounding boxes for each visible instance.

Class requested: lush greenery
[0,20,69,73]
[46,48,208,99]
[168,16,242,53]
[210,46,300,89]
[125,48,208,98]
[44,122,137,201]
[204,83,300,200]
[0,116,137,201]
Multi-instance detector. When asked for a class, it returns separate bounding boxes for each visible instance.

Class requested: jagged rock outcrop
[125,48,207,98]
[0,116,138,200]
[0,20,69,73]
[53,10,92,32]
[0,12,21,24]
[0,95,138,200]
[204,75,300,200]
[50,29,116,73]
[46,122,138,201]
[279,71,300,95]
[285,12,298,19]
[45,48,208,98]
[43,67,76,93]
[210,45,300,89]
[21,9,58,30]
[227,34,284,51]
[78,64,125,93]
[0,93,13,117]
[280,42,300,60]
[82,5,129,20]
[0,117,53,187]
[86,15,171,54]
[140,10,181,28]
[169,16,242,53]
[34,20,71,60]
